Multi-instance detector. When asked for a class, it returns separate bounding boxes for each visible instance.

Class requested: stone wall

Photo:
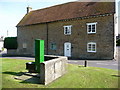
[17,24,48,56]
[17,14,115,59]
[40,55,67,85]
[7,49,18,55]
[47,15,115,59]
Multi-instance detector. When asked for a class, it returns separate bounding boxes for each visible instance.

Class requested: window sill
[87,51,96,53]
[64,34,71,35]
[87,33,96,34]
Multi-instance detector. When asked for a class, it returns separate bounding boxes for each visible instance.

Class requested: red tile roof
[17,1,115,27]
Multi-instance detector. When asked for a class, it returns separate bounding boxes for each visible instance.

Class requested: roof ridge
[31,1,78,12]
[17,1,115,27]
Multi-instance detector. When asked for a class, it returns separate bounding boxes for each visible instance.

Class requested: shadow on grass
[78,65,86,67]
[20,77,40,84]
[2,71,23,76]
[2,71,42,85]
[111,75,120,77]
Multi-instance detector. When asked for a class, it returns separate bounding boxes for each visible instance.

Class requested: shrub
[4,37,18,49]
[116,39,120,46]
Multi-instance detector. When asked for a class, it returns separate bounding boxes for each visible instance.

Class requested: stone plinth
[40,55,67,85]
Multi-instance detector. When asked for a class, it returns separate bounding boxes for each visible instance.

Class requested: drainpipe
[46,23,48,54]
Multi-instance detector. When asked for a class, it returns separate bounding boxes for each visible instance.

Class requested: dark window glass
[88,25,91,32]
[92,24,95,32]
[50,43,57,50]
[92,44,95,51]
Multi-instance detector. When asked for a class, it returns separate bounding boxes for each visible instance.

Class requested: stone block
[40,55,67,85]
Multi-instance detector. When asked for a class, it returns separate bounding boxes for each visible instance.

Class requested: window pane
[92,29,95,32]
[88,48,91,51]
[65,27,68,34]
[92,44,96,51]
[64,26,71,35]
[92,48,95,51]
[67,30,70,34]
[92,44,95,48]
[92,24,95,32]
[50,43,56,50]
[65,30,68,34]
[53,44,56,50]
[92,25,95,29]
[68,27,71,34]
[88,25,91,32]
[88,44,91,48]
[68,27,70,30]
[65,27,68,30]
[88,44,91,51]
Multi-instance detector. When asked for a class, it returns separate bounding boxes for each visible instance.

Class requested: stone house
[16,1,116,60]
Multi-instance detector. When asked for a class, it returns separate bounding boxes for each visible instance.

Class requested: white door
[64,42,71,57]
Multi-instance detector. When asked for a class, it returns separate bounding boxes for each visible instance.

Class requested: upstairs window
[64,25,72,35]
[87,42,96,52]
[87,22,97,34]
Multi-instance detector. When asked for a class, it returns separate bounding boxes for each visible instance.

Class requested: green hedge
[116,39,120,46]
[4,37,18,49]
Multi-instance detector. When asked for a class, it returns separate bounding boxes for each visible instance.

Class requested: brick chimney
[27,6,32,14]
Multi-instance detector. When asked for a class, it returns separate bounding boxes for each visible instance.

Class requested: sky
[0,0,120,37]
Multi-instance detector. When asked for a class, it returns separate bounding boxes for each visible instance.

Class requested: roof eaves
[17,13,114,27]
[16,11,33,27]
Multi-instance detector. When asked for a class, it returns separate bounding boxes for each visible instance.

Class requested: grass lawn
[1,58,119,88]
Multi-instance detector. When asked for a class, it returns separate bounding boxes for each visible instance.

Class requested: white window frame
[64,25,72,35]
[87,22,97,34]
[87,42,96,53]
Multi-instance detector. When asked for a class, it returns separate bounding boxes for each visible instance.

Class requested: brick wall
[17,24,48,55]
[17,15,115,59]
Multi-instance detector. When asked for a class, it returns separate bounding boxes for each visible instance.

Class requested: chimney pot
[27,6,32,14]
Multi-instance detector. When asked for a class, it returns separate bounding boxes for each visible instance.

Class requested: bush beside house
[4,37,18,55]
[4,37,18,49]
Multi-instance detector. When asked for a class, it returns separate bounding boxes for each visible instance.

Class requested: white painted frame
[87,22,97,34]
[64,25,72,35]
[87,42,96,53]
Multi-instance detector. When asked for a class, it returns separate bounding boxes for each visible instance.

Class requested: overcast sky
[0,0,120,37]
